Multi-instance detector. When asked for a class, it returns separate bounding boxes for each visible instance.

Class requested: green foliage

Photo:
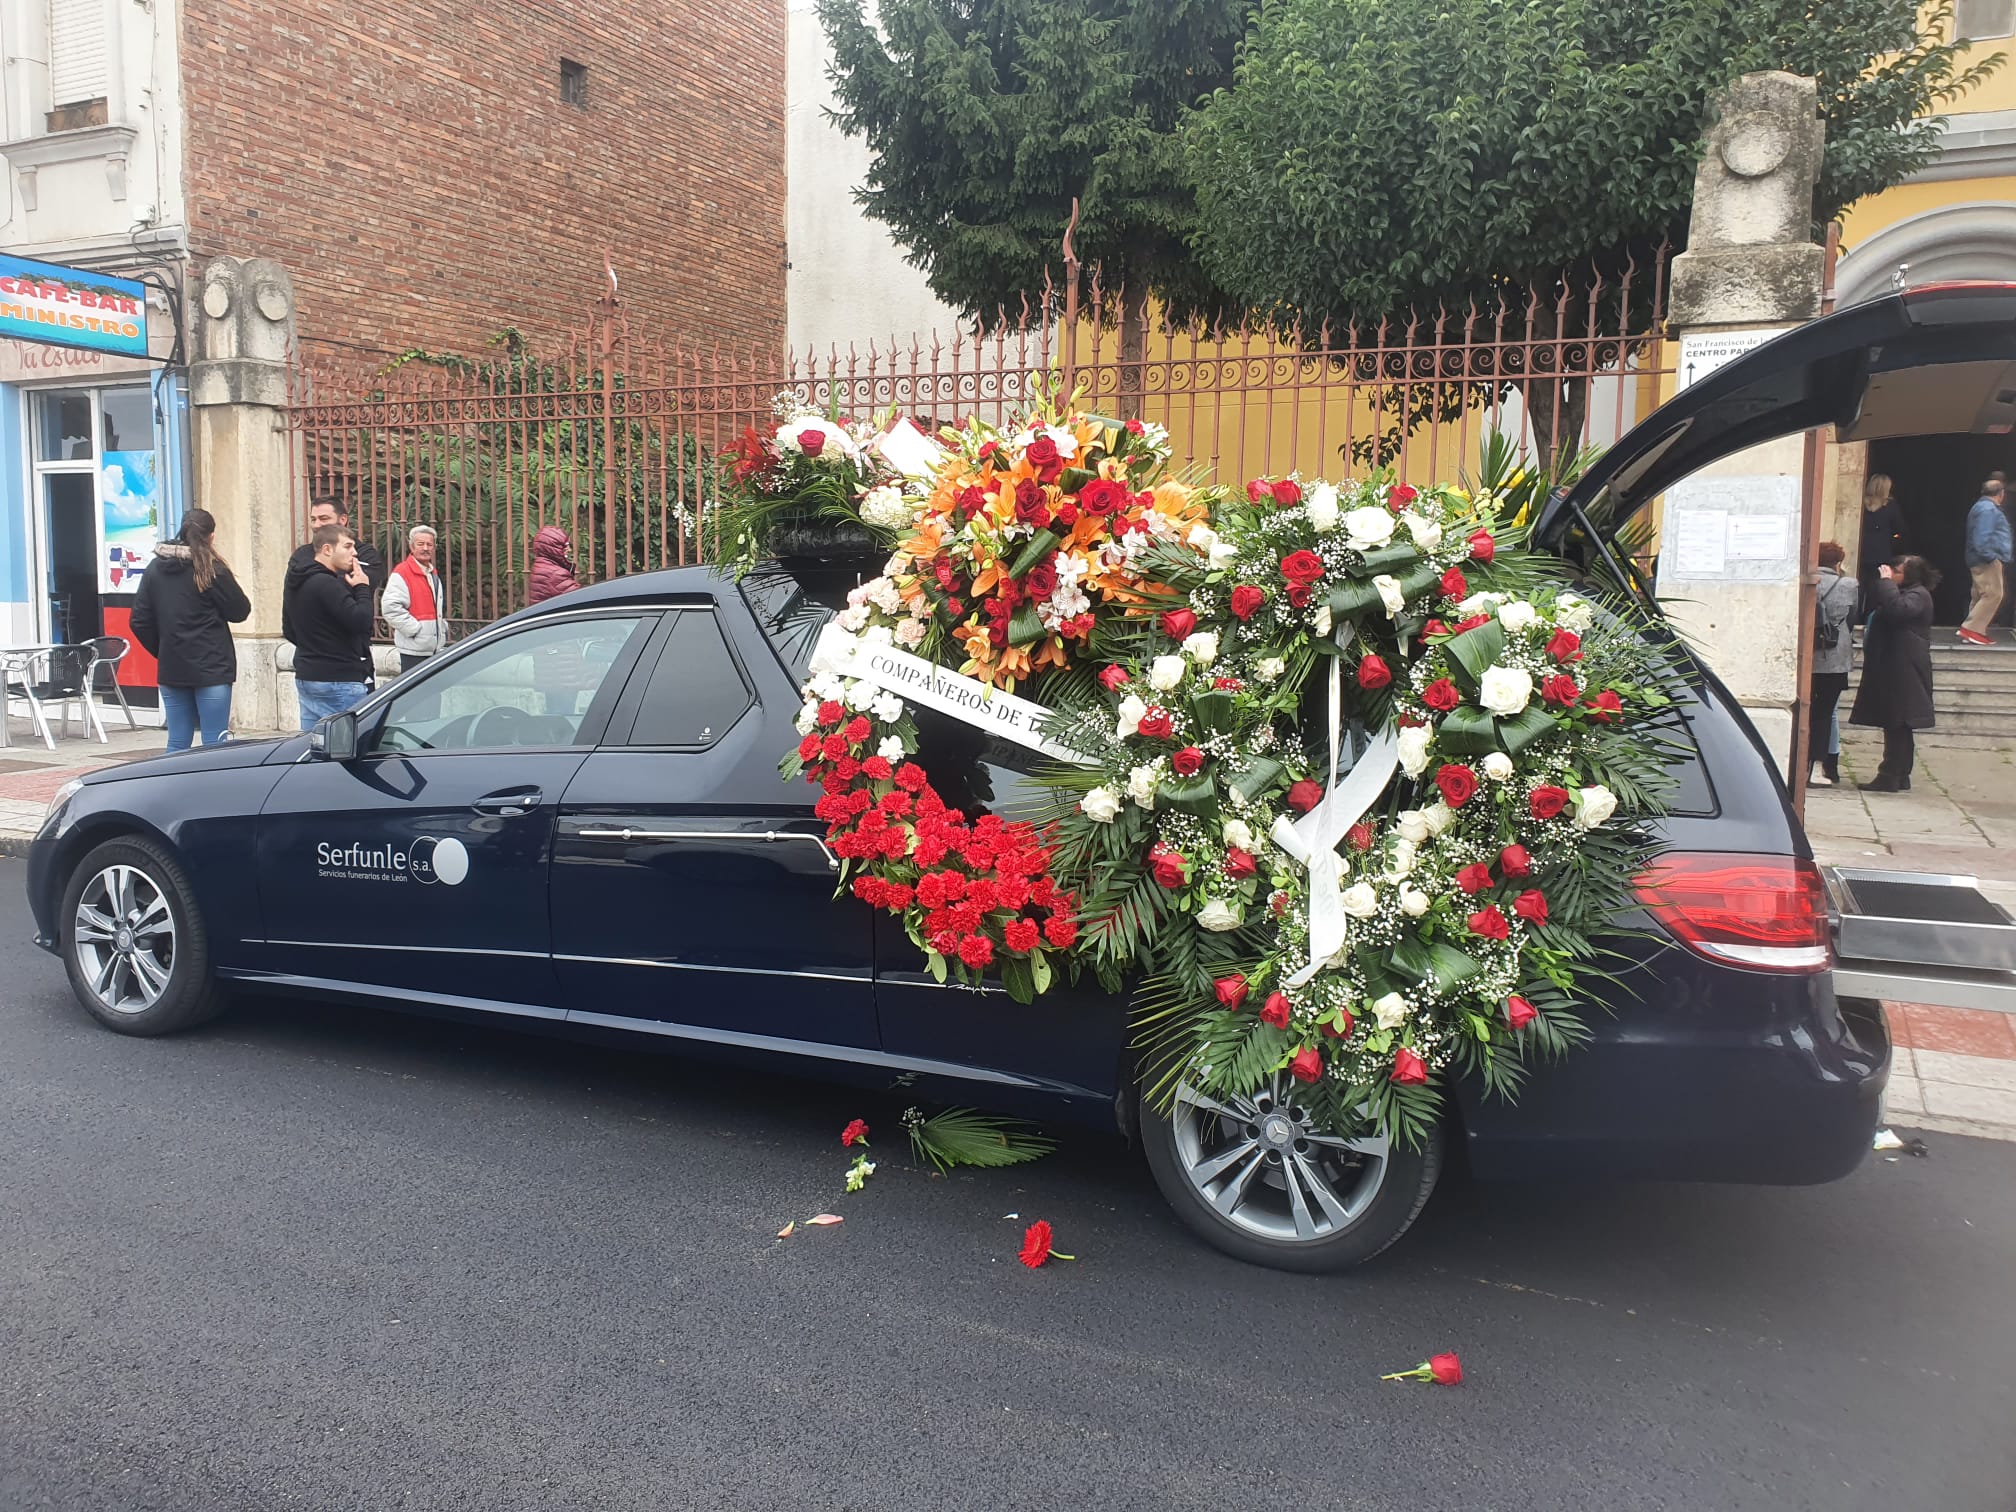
[903,1106,1055,1172]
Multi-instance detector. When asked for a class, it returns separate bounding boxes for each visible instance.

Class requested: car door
[254,608,656,1009]
[551,603,880,1050]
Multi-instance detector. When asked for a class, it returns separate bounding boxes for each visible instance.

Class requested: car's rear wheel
[1141,1074,1441,1272]
[60,837,222,1036]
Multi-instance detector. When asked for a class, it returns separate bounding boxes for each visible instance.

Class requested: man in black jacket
[286,525,375,730]
[282,496,386,646]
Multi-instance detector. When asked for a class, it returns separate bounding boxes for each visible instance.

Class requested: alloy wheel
[71,864,176,1015]
[1170,1074,1391,1243]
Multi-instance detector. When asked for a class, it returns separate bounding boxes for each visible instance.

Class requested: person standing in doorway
[527,525,581,606]
[1850,554,1939,792]
[129,508,251,752]
[382,524,448,673]
[286,525,375,730]
[1959,476,2012,645]
[1856,472,1903,618]
[1808,541,1858,788]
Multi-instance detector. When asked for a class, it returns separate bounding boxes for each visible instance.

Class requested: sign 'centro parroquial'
[0,253,148,359]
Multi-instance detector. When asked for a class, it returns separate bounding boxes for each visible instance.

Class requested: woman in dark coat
[1856,472,1904,618]
[1849,553,1939,792]
[527,525,581,606]
[130,508,253,752]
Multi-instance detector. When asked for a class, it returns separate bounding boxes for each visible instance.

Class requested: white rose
[1183,631,1219,666]
[1401,512,1443,551]
[861,624,895,647]
[1254,657,1287,684]
[872,692,904,724]
[1478,665,1533,717]
[1080,785,1122,824]
[795,702,819,735]
[1482,751,1515,782]
[1498,600,1539,633]
[1116,694,1147,739]
[1188,523,1220,555]
[1197,898,1244,933]
[1306,481,1340,532]
[1313,605,1333,637]
[1385,837,1417,879]
[1372,991,1411,1030]
[1397,725,1433,779]
[1340,882,1380,919]
[877,737,905,761]
[1396,808,1430,843]
[1423,800,1455,835]
[1126,764,1160,809]
[1575,784,1619,830]
[1345,506,1395,550]
[1222,818,1255,851]
[1149,655,1187,693]
[1374,574,1405,619]
[1399,885,1431,917]
[1557,593,1595,631]
[1457,591,1504,617]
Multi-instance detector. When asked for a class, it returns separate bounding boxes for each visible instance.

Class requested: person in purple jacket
[527,526,581,606]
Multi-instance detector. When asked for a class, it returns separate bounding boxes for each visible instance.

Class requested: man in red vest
[382,524,448,673]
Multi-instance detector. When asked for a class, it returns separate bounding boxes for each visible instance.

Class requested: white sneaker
[1809,766,1834,787]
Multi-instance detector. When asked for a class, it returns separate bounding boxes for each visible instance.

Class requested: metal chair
[21,644,107,746]
[86,635,140,731]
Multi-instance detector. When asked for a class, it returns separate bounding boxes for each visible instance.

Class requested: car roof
[1537,281,2016,546]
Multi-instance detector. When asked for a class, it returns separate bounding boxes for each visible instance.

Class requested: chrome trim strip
[218,971,568,1022]
[569,827,840,870]
[554,953,868,985]
[265,938,550,960]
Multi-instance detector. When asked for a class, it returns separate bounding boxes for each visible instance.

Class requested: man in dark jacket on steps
[285,525,375,730]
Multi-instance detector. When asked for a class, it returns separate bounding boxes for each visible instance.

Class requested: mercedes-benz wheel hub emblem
[1260,1112,1295,1149]
[114,928,133,953]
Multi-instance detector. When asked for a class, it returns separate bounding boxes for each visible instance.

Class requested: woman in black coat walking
[130,509,252,752]
[1849,553,1939,792]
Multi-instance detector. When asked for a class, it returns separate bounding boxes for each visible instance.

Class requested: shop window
[1959,0,2016,41]
[99,388,154,453]
[33,391,93,462]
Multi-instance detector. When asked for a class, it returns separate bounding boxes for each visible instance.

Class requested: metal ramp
[1828,867,2016,1014]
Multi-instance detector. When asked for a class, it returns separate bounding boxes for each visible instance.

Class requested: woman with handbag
[1848,554,1939,793]
[1808,541,1857,788]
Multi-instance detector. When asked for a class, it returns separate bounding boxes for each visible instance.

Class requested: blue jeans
[297,679,368,730]
[161,684,232,752]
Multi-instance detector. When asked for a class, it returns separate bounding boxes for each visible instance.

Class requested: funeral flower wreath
[740,394,1680,1147]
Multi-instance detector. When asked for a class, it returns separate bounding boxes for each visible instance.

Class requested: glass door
[28,384,161,647]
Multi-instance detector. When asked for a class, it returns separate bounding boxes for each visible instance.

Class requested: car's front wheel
[1141,1074,1442,1272]
[60,837,222,1036]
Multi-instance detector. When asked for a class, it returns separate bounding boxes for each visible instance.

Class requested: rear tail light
[1633,852,1831,974]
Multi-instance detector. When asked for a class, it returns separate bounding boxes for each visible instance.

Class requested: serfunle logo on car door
[314,836,469,887]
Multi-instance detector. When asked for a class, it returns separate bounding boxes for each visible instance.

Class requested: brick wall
[181,0,786,360]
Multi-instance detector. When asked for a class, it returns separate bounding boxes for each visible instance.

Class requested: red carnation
[957,934,994,969]
[1439,566,1468,601]
[1456,863,1493,895]
[1098,664,1130,691]
[821,733,849,761]
[1528,784,1571,820]
[1003,919,1041,954]
[1125,418,1145,435]
[1286,778,1324,814]
[1150,848,1188,889]
[1289,1046,1324,1083]
[1137,707,1174,741]
[1499,843,1532,878]
[1435,763,1478,808]
[1392,1046,1430,1084]
[1171,746,1205,777]
[1260,991,1292,1029]
[1541,673,1581,708]
[1468,905,1510,941]
[797,428,827,458]
[844,716,872,744]
[1321,1007,1355,1039]
[1053,502,1080,528]
[862,756,892,781]
[1043,914,1077,948]
[896,763,928,792]
[1280,550,1326,586]
[1586,689,1623,723]
[1422,677,1461,713]
[1467,529,1496,563]
[1230,584,1268,621]
[1160,608,1198,641]
[1546,627,1582,662]
[1513,889,1549,925]
[818,700,845,727]
[1214,974,1250,1010]
[1346,822,1373,851]
[1357,655,1393,691]
[841,1118,869,1146]
[797,733,821,761]
[1224,847,1258,879]
[1506,995,1539,1031]
[1271,478,1303,507]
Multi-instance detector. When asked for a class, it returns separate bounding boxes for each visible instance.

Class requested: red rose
[1212,675,1244,690]
[1160,608,1198,641]
[1043,913,1077,948]
[1528,784,1570,820]
[1024,562,1058,601]
[1321,1007,1355,1039]
[1098,665,1130,691]
[1422,677,1461,713]
[1435,763,1478,808]
[1286,582,1313,609]
[1286,779,1324,814]
[1214,974,1250,1010]
[1171,746,1205,777]
[1468,904,1510,940]
[1586,689,1623,723]
[1271,478,1303,507]
[1246,479,1270,503]
[841,1118,869,1147]
[1389,482,1418,509]
[1003,919,1041,953]
[1452,614,1490,633]
[797,428,827,458]
[1541,673,1581,708]
[1456,863,1493,895]
[1259,991,1291,1028]
[1150,848,1188,889]
[1014,478,1050,527]
[1269,889,1291,916]
[1357,655,1393,691]
[1230,584,1268,621]
[1513,889,1549,925]
[1498,843,1532,878]
[1346,822,1373,851]
[1125,418,1145,435]
[957,484,989,520]
[1289,1046,1324,1083]
[1025,435,1061,475]
[1137,707,1174,741]
[1424,619,1449,636]
[1280,550,1326,586]
[1506,995,1538,1031]
[1019,1219,1056,1268]
[1224,846,1258,879]
[1429,1352,1463,1385]
[1546,628,1582,662]
[1439,566,1468,601]
[1467,529,1496,563]
[977,440,1000,462]
[1392,1046,1430,1084]
[957,934,994,969]
[1079,477,1128,516]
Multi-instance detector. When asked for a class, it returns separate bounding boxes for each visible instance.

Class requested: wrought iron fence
[285,249,1674,629]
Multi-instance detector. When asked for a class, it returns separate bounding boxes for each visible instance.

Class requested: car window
[740,562,844,681]
[371,615,650,755]
[622,611,755,748]
[909,707,1075,824]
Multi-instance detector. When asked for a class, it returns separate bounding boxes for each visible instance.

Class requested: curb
[0,834,37,860]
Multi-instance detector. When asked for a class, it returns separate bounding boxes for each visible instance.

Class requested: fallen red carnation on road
[840,1118,870,1147]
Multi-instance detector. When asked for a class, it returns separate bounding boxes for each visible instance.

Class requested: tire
[59,837,223,1037]
[1140,1074,1442,1273]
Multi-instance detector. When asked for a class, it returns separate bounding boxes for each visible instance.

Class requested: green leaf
[1160,770,1219,819]
[905,1107,1053,1174]
[1057,466,1095,495]
[1444,619,1506,695]
[1008,528,1061,579]
[1498,704,1555,756]
[1007,601,1047,648]
[1436,704,1499,753]
[1228,756,1285,805]
[1328,579,1385,618]
[1031,951,1053,994]
[1001,955,1035,1004]
[1357,542,1421,573]
[926,950,948,985]
[1189,687,1237,735]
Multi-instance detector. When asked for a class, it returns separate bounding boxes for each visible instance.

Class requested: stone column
[189,257,301,732]
[1660,72,1828,777]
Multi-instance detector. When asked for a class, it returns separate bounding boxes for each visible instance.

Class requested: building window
[1958,0,2016,41]
[560,58,588,107]
[48,0,111,120]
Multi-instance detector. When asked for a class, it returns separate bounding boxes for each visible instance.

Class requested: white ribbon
[1269,627,1401,988]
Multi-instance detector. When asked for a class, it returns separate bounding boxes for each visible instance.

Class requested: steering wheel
[469,702,537,749]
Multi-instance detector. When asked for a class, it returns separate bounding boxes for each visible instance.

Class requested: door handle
[473,788,542,817]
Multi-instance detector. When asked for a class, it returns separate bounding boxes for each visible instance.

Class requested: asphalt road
[1,865,2010,1512]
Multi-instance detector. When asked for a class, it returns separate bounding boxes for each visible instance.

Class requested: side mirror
[311,711,359,762]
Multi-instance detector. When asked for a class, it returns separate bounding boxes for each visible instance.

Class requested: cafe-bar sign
[0,253,148,358]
